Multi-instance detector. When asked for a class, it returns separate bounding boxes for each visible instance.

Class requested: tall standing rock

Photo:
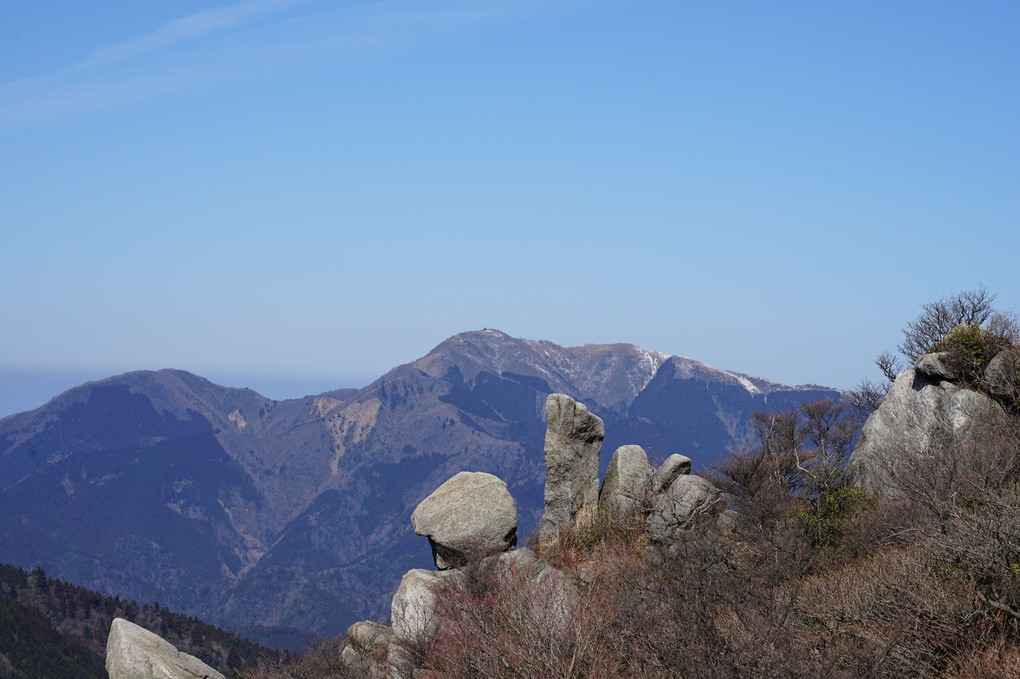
[539,394,604,544]
[106,617,224,679]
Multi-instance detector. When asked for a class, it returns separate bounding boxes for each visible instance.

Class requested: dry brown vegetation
[232,290,1020,677]
[240,395,1020,678]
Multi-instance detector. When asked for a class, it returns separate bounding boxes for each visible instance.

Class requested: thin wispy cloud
[0,0,543,129]
[64,0,313,76]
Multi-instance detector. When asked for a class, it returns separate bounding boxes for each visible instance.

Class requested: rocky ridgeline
[106,393,726,678]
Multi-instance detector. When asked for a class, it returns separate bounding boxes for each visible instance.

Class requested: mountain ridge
[0,330,841,647]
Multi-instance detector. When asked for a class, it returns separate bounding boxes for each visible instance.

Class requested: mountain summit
[0,331,839,646]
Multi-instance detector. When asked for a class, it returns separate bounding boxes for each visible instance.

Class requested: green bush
[934,323,1010,386]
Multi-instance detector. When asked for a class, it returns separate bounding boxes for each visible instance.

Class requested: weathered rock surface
[647,474,724,540]
[411,471,518,569]
[340,621,392,679]
[539,394,604,543]
[985,349,1020,400]
[497,548,577,628]
[106,617,224,679]
[651,454,692,493]
[599,445,653,520]
[851,368,1010,492]
[914,352,959,381]
[388,568,464,672]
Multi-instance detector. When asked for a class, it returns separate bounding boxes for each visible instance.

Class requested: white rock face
[539,394,604,543]
[106,617,224,679]
[851,368,1010,493]
[411,471,518,569]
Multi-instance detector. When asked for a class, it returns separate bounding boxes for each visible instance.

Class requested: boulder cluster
[104,393,724,678]
[354,393,725,676]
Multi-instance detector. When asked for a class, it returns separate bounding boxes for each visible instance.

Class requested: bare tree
[845,376,887,424]
[852,288,1007,418]
[898,287,997,362]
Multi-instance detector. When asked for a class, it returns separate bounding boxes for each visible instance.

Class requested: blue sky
[2,0,1019,417]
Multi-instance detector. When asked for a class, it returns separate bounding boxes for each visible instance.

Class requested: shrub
[933,322,1009,386]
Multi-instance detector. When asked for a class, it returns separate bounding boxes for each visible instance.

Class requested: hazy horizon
[3,1,1018,418]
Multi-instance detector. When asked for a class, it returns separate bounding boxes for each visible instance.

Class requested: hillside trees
[0,563,281,679]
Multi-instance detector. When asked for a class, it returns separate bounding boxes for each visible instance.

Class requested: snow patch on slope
[671,356,762,396]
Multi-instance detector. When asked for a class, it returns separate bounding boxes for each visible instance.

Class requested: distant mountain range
[0,330,840,648]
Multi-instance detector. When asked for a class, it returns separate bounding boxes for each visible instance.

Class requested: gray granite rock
[914,352,960,381]
[411,471,517,569]
[851,369,1010,493]
[599,445,653,520]
[647,474,724,541]
[985,349,1020,400]
[539,394,604,544]
[651,454,693,493]
[106,617,223,679]
[340,621,392,679]
[388,568,464,673]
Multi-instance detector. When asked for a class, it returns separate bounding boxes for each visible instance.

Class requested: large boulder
[651,453,692,493]
[106,617,223,679]
[599,445,653,520]
[647,474,724,541]
[411,471,518,569]
[851,368,1011,493]
[539,394,604,543]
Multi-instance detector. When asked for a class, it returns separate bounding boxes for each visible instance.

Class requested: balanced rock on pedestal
[539,394,604,544]
[411,471,518,569]
[106,617,223,679]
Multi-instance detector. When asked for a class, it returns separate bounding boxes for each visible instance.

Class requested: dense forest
[0,563,282,679]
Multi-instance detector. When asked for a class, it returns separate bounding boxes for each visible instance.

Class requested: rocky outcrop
[387,568,464,671]
[539,394,605,543]
[340,621,392,679]
[598,445,653,520]
[914,352,960,381]
[648,474,725,540]
[851,359,1012,493]
[985,349,1020,401]
[106,617,223,679]
[652,453,692,493]
[411,471,518,569]
[595,443,722,538]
